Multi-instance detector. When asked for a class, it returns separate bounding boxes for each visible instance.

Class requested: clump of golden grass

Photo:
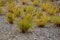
[6,12,16,24]
[17,12,33,33]
[35,11,50,27]
[41,2,59,15]
[52,15,60,26]
[18,19,32,33]
[31,0,39,6]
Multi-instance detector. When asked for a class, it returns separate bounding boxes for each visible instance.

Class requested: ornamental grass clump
[35,10,41,19]
[13,6,22,17]
[41,3,59,15]
[18,19,32,33]
[52,15,60,26]
[17,12,33,33]
[35,12,50,27]
[23,5,34,13]
[6,12,16,24]
[7,2,16,13]
[31,0,39,6]
[24,13,33,22]
[7,2,22,17]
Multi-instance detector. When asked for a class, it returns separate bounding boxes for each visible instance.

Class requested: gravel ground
[0,0,60,40]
